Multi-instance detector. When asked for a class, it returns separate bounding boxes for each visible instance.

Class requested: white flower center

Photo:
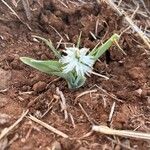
[60,47,94,77]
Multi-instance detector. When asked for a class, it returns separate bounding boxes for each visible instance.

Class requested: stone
[32,81,47,92]
[0,68,11,90]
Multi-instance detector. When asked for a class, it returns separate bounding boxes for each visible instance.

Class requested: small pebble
[128,67,144,79]
[22,85,31,92]
[32,81,47,92]
[147,97,150,104]
[0,68,11,90]
[37,51,43,56]
[141,89,148,97]
[0,97,8,108]
[0,113,11,125]
[41,54,47,60]
[1,43,6,48]
[31,74,40,84]
[51,141,62,150]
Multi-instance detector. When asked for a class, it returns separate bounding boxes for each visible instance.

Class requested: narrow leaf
[32,35,61,58]
[20,57,78,87]
[89,34,120,61]
[20,57,64,76]
[89,41,101,56]
[67,76,86,89]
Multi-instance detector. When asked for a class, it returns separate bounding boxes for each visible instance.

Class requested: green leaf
[89,41,101,56]
[67,75,86,89]
[89,34,120,62]
[32,35,61,59]
[20,57,83,89]
[20,57,64,77]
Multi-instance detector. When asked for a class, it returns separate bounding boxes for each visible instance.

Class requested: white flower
[60,47,94,77]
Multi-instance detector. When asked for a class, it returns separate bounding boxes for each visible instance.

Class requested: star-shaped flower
[60,47,94,77]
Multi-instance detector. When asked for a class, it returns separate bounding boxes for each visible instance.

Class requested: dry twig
[21,0,32,21]
[139,0,150,15]
[46,77,61,89]
[79,103,94,124]
[108,101,116,122]
[92,125,150,140]
[56,87,68,120]
[0,110,29,140]
[28,115,69,138]
[91,71,109,80]
[75,89,97,102]
[95,85,123,102]
[69,113,76,128]
[27,94,44,107]
[11,0,18,7]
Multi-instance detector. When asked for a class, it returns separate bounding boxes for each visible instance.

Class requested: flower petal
[65,47,79,56]
[80,48,89,55]
[62,59,78,73]
[60,47,94,77]
[80,55,94,66]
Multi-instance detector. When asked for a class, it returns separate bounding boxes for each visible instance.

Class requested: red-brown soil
[0,0,150,149]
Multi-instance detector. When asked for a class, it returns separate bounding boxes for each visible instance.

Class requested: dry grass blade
[28,115,69,138]
[11,0,18,7]
[91,71,109,80]
[27,93,44,108]
[105,0,150,49]
[21,0,32,21]
[118,0,123,6]
[56,87,68,120]
[0,110,29,140]
[79,131,93,139]
[1,0,32,30]
[139,0,150,15]
[95,85,123,102]
[75,89,98,101]
[46,77,61,89]
[79,103,94,124]
[69,113,76,128]
[49,25,64,40]
[92,125,150,140]
[130,2,139,19]
[90,31,97,40]
[57,0,68,8]
[108,102,116,122]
